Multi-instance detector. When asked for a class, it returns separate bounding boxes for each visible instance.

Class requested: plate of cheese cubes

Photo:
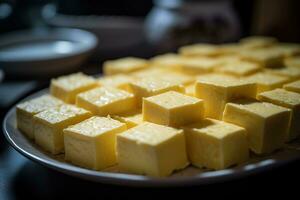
[3,36,300,186]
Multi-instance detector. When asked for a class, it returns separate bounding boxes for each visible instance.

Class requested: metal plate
[3,89,300,187]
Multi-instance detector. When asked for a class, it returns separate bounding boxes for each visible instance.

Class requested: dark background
[1,0,300,199]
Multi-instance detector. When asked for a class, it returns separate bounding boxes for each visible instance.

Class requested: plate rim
[2,88,300,187]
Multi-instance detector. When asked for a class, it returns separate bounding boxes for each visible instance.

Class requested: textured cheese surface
[284,80,300,93]
[179,44,221,56]
[197,74,250,87]
[104,57,148,74]
[98,74,134,88]
[65,116,125,137]
[246,72,289,85]
[17,95,64,114]
[145,91,202,109]
[34,104,90,124]
[150,53,183,68]
[185,118,246,139]
[239,36,277,48]
[265,67,300,79]
[51,72,96,91]
[131,77,183,92]
[114,110,143,127]
[216,61,261,76]
[77,87,134,106]
[119,122,182,146]
[258,89,300,108]
[180,57,222,72]
[240,49,282,61]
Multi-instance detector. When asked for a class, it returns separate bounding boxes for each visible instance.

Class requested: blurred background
[1,0,300,199]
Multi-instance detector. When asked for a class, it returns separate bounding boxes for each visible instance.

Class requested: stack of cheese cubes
[16,36,300,177]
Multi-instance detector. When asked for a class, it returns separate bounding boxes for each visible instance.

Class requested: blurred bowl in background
[0,28,97,79]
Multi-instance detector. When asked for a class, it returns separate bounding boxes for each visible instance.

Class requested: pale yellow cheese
[150,53,183,71]
[283,80,300,93]
[273,43,300,58]
[184,118,249,170]
[195,74,256,119]
[215,60,262,76]
[129,77,185,106]
[131,68,170,78]
[50,72,98,104]
[258,89,300,141]
[98,74,135,92]
[185,83,195,96]
[239,36,277,49]
[113,110,143,128]
[179,43,222,57]
[245,72,289,94]
[265,67,300,81]
[223,99,291,154]
[116,122,189,177]
[180,57,222,74]
[33,104,92,154]
[103,57,149,75]
[143,91,204,127]
[76,87,136,116]
[16,95,64,139]
[63,116,126,170]
[285,56,300,67]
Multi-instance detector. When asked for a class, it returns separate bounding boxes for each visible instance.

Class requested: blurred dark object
[145,0,241,53]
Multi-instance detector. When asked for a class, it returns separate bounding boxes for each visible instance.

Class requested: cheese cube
[98,74,135,92]
[179,44,221,57]
[215,60,262,76]
[143,91,204,127]
[245,72,289,94]
[239,49,283,68]
[33,104,92,154]
[129,77,185,106]
[265,67,300,81]
[50,72,98,104]
[160,72,194,85]
[239,36,277,49]
[223,99,291,154]
[150,53,183,71]
[258,89,300,141]
[63,116,127,170]
[131,68,169,78]
[76,87,136,116]
[113,110,143,128]
[185,83,195,96]
[184,118,249,170]
[180,57,222,74]
[283,80,300,93]
[285,56,300,67]
[274,43,300,58]
[195,74,256,119]
[116,122,189,177]
[16,95,64,139]
[103,57,149,75]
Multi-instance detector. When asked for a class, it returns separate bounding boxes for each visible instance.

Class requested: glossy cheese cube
[143,91,204,127]
[113,110,143,128]
[76,87,136,116]
[245,72,289,94]
[180,57,222,74]
[223,99,291,154]
[239,36,277,49]
[283,80,300,93]
[195,74,256,119]
[63,116,127,170]
[285,56,300,67]
[265,67,300,81]
[258,89,300,141]
[50,72,98,104]
[98,74,135,92]
[16,95,64,139]
[179,44,221,57]
[103,57,149,75]
[33,104,92,154]
[184,118,249,170]
[150,53,183,71]
[239,49,283,68]
[116,122,189,177]
[215,60,262,77]
[129,77,185,106]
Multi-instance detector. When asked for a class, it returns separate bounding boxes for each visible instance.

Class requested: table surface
[1,80,299,199]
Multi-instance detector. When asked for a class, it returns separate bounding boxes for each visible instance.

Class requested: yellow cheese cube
[116,122,189,177]
[283,80,300,93]
[131,68,169,78]
[159,72,194,85]
[180,57,222,74]
[265,67,300,81]
[215,60,262,77]
[143,91,204,127]
[223,99,291,154]
[98,74,135,92]
[245,72,290,95]
[50,72,98,104]
[239,49,283,68]
[179,43,221,57]
[195,74,256,119]
[258,89,300,141]
[63,116,127,170]
[16,95,64,139]
[184,118,249,170]
[76,87,136,116]
[150,53,183,71]
[103,57,149,75]
[129,77,185,106]
[239,36,277,49]
[285,56,300,67]
[113,110,143,128]
[185,83,195,96]
[273,43,300,58]
[33,104,92,154]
